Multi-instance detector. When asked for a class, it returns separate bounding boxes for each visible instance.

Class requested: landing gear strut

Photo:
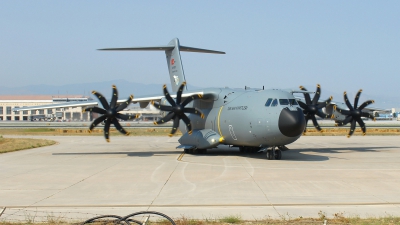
[266,147,282,160]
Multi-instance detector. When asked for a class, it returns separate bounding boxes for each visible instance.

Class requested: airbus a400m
[14,38,376,160]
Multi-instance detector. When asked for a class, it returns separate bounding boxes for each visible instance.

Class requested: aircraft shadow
[53,145,397,162]
[53,151,182,157]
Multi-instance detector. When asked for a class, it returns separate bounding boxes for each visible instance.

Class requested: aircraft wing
[131,90,205,108]
[13,101,98,112]
[13,90,207,112]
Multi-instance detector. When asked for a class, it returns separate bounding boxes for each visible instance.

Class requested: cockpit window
[271,99,278,107]
[279,99,289,105]
[265,98,273,107]
[289,99,298,105]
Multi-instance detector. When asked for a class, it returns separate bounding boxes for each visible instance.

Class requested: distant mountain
[0,79,202,98]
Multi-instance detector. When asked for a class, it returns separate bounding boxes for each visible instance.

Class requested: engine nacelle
[178,129,221,149]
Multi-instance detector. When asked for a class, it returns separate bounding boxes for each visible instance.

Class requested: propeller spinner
[83,85,138,142]
[152,82,204,136]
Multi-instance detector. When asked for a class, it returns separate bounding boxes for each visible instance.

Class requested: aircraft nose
[278,107,306,137]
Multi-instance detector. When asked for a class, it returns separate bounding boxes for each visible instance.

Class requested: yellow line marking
[177,152,185,161]
[217,106,224,136]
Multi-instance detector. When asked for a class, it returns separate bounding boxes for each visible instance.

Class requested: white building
[0,95,92,121]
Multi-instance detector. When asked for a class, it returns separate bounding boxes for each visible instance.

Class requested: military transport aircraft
[14,38,377,160]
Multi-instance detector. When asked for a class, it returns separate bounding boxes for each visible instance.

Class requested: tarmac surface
[1,135,400,221]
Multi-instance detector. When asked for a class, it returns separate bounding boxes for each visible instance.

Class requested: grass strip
[0,128,182,137]
[0,136,57,154]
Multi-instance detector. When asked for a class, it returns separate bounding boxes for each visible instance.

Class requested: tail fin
[99,38,225,92]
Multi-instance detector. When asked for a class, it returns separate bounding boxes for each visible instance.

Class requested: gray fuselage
[175,87,306,148]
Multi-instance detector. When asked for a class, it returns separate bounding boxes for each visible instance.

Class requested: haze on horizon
[1,1,399,103]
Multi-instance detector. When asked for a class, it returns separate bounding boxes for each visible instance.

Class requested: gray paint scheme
[12,38,377,159]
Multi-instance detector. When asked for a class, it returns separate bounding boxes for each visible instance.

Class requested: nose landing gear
[266,146,282,160]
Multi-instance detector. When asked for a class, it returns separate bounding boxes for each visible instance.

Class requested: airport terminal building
[0,95,161,121]
[0,95,93,121]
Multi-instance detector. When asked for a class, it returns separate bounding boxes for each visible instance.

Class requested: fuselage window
[271,99,278,107]
[289,99,298,105]
[265,98,273,107]
[279,99,289,105]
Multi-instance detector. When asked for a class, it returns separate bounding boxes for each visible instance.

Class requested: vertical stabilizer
[99,38,225,93]
[165,38,186,92]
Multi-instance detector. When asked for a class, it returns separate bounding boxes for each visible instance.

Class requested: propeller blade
[181,94,203,107]
[154,112,175,125]
[169,116,180,137]
[89,115,107,131]
[310,114,322,132]
[299,86,312,105]
[303,115,310,134]
[358,100,375,110]
[180,113,193,135]
[183,107,205,119]
[336,108,352,116]
[116,113,138,121]
[356,117,366,135]
[104,119,112,142]
[317,96,333,109]
[116,95,134,112]
[316,110,332,119]
[152,101,174,111]
[83,107,106,114]
[311,84,321,105]
[347,119,357,138]
[92,91,110,109]
[336,115,353,126]
[361,112,376,121]
[112,119,129,136]
[163,84,176,107]
[176,82,186,105]
[343,92,354,111]
[298,101,308,111]
[110,85,118,109]
[354,89,362,109]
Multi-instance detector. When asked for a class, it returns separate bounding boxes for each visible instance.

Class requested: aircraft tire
[274,149,282,160]
[266,150,274,160]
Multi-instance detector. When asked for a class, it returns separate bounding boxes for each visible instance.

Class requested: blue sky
[1,1,399,102]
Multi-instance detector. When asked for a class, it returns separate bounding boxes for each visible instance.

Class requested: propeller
[334,89,375,137]
[298,84,334,133]
[152,82,204,137]
[83,85,138,142]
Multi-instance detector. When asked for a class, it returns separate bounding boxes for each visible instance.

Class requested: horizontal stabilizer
[99,45,225,54]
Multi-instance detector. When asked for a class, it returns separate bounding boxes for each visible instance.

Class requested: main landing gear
[266,146,282,160]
